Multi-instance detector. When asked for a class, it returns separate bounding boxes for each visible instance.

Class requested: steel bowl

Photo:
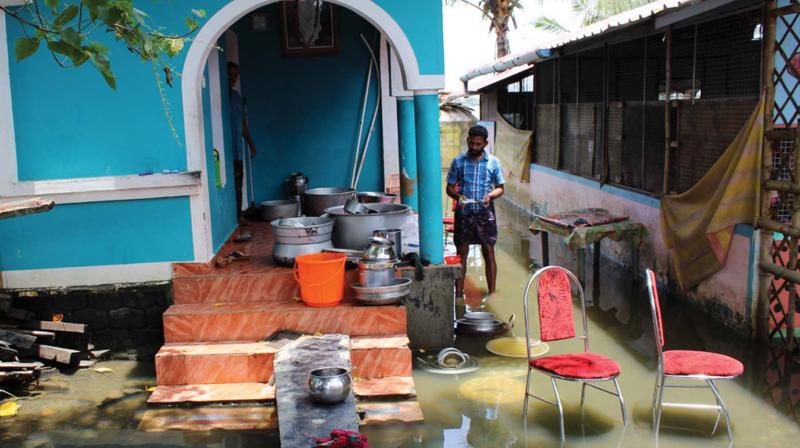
[304,187,355,217]
[358,191,398,203]
[308,367,352,404]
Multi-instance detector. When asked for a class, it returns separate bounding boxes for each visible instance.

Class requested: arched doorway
[181,0,428,261]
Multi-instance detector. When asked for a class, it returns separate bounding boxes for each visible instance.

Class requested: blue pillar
[414,92,444,264]
[397,97,418,210]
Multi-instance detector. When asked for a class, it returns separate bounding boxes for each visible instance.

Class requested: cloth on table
[660,98,763,289]
[529,216,648,250]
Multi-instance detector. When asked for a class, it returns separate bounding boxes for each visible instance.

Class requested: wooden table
[529,213,647,288]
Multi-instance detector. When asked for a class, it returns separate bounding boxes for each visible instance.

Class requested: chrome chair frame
[522,266,628,441]
[645,269,737,443]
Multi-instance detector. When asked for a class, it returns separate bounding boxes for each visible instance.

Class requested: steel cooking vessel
[303,187,355,217]
[270,217,333,245]
[325,203,411,250]
[308,367,352,404]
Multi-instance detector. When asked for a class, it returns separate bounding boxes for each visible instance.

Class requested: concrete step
[147,383,276,404]
[155,335,412,385]
[162,299,407,343]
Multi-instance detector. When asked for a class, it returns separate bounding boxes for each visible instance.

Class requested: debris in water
[0,401,19,417]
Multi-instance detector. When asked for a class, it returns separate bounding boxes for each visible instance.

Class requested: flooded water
[2,209,800,447]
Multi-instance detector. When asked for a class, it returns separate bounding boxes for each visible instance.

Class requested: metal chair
[522,266,628,441]
[645,268,743,443]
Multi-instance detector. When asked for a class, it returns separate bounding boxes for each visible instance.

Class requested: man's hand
[482,194,492,207]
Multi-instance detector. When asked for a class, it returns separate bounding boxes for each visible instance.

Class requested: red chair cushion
[537,269,575,341]
[445,225,455,232]
[442,216,455,225]
[530,352,621,379]
[663,350,744,377]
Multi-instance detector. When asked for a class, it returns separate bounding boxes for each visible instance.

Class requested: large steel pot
[358,191,397,204]
[260,200,299,222]
[303,187,355,217]
[325,203,411,250]
[272,240,333,267]
[270,217,333,245]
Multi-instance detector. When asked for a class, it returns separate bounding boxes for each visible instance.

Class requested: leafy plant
[446,0,523,58]
[1,0,205,89]
[534,0,653,34]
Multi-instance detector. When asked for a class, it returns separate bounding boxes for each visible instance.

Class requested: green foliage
[533,0,653,34]
[2,0,205,89]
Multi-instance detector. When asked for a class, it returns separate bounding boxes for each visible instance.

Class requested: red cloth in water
[530,352,621,379]
[537,269,575,341]
[313,429,369,448]
[663,350,744,377]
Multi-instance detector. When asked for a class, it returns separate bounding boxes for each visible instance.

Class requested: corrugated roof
[461,0,698,88]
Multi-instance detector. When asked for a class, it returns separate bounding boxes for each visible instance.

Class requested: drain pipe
[459,48,552,92]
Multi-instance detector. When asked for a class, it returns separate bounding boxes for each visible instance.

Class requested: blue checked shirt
[446,151,505,214]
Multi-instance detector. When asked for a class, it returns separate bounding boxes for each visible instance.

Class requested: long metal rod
[663,29,673,195]
[641,36,648,187]
[691,24,698,104]
[757,0,778,343]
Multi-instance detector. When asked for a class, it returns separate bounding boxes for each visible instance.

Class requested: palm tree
[534,0,653,34]
[447,0,523,58]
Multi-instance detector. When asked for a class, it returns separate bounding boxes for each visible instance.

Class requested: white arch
[182,0,438,261]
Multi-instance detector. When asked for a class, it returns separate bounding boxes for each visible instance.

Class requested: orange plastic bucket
[293,252,347,307]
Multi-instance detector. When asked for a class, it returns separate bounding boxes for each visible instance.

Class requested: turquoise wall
[0,197,194,270]
[202,49,239,252]
[232,5,383,202]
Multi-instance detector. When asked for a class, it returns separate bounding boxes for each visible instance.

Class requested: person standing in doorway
[446,125,505,298]
[228,62,257,220]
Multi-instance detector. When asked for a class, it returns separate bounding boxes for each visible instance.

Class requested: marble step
[162,298,407,343]
[147,382,276,404]
[155,335,413,386]
[172,264,359,305]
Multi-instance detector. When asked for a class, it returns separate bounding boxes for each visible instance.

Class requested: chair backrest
[523,266,589,359]
[645,269,665,359]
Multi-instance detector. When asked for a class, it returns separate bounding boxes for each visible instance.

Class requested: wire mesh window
[534,59,559,168]
[672,11,762,193]
[497,74,534,130]
[771,139,796,224]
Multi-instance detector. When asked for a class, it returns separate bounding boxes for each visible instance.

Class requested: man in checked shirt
[446,125,505,298]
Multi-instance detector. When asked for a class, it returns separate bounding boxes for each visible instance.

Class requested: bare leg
[455,243,470,296]
[481,244,497,294]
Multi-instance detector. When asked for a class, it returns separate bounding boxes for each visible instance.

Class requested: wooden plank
[766,128,798,141]
[274,335,358,447]
[31,344,80,365]
[0,370,35,382]
[0,197,54,220]
[0,329,37,349]
[21,320,86,334]
[0,362,43,370]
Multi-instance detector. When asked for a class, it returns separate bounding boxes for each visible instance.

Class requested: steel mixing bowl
[307,367,352,404]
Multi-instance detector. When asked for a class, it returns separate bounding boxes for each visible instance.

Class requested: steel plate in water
[485,337,550,358]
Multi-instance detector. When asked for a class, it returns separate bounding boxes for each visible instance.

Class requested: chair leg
[612,377,628,426]
[523,367,532,418]
[708,380,734,444]
[707,380,723,436]
[654,374,665,435]
[579,382,587,421]
[651,365,662,424]
[550,377,565,442]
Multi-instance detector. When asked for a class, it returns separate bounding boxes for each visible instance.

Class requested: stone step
[172,260,358,305]
[155,335,412,386]
[147,383,276,404]
[162,299,407,343]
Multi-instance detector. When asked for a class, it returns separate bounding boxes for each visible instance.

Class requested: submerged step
[147,383,276,404]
